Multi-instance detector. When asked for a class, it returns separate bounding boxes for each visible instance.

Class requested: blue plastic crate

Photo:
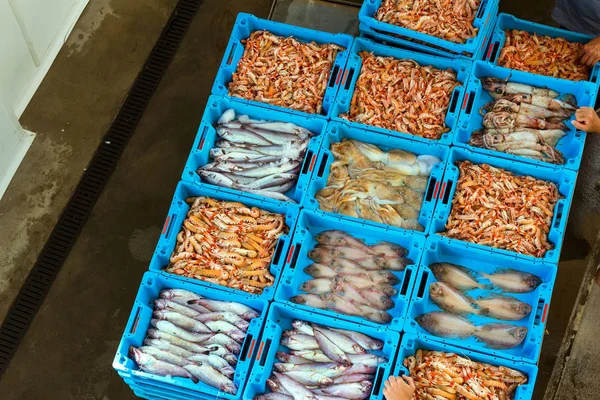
[330,38,471,145]
[405,236,556,363]
[483,13,600,84]
[394,333,538,400]
[212,13,353,118]
[148,181,300,301]
[303,121,449,235]
[430,147,577,264]
[181,95,327,205]
[113,272,269,400]
[242,303,400,400]
[359,0,499,59]
[454,61,597,171]
[274,209,424,331]
[358,6,498,61]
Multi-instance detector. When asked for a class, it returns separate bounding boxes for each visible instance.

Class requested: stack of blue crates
[113,9,600,399]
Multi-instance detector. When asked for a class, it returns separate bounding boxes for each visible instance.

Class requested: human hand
[580,36,600,67]
[383,375,416,400]
[572,107,600,133]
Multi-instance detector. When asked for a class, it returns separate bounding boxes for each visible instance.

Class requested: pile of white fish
[470,77,577,164]
[198,110,315,202]
[254,320,387,400]
[129,288,260,394]
[416,263,542,350]
[290,230,412,324]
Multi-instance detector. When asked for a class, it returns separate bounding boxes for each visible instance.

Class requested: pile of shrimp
[498,30,590,81]
[374,0,481,44]
[442,161,561,257]
[404,349,528,400]
[228,30,344,114]
[341,52,460,140]
[165,196,288,294]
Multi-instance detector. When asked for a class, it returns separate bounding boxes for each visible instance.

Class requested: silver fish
[273,371,318,400]
[332,374,375,384]
[146,330,210,354]
[237,187,295,203]
[207,345,238,365]
[129,347,198,383]
[203,334,242,354]
[188,354,234,378]
[475,295,532,321]
[429,282,480,315]
[290,350,334,363]
[475,324,528,349]
[341,363,377,375]
[188,299,259,320]
[313,326,366,354]
[274,362,350,378]
[153,311,211,333]
[300,278,333,295]
[482,270,542,293]
[143,339,196,358]
[160,289,203,304]
[138,346,190,367]
[430,263,485,290]
[216,126,273,146]
[313,327,350,364]
[291,294,326,308]
[291,320,314,336]
[345,354,387,368]
[320,381,373,400]
[276,352,313,364]
[204,320,246,342]
[194,312,249,331]
[150,319,213,343]
[154,299,200,319]
[255,393,293,400]
[328,328,383,350]
[184,363,237,394]
[416,312,477,338]
[281,370,333,386]
[281,334,319,350]
[267,377,292,396]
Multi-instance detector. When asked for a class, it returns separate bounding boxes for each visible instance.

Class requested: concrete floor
[0,0,598,399]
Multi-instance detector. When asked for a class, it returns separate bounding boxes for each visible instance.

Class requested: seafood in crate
[498,29,590,81]
[228,30,345,114]
[129,288,260,395]
[197,109,315,203]
[315,138,440,231]
[253,320,387,400]
[374,0,481,44]
[164,196,288,294]
[341,52,460,140]
[468,77,577,164]
[403,348,529,399]
[441,160,561,257]
[290,229,413,324]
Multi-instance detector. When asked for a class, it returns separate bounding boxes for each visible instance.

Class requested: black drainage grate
[0,0,203,378]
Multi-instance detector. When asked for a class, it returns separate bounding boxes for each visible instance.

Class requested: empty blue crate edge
[358,0,499,58]
[212,13,353,119]
[113,272,269,400]
[455,61,597,171]
[483,13,600,84]
[330,37,471,146]
[274,209,425,332]
[405,236,556,363]
[394,333,538,400]
[182,95,327,206]
[304,121,449,235]
[430,147,577,264]
[148,180,300,301]
[242,303,400,400]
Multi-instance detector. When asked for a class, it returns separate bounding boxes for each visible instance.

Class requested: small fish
[159,289,203,303]
[313,327,350,365]
[203,333,242,354]
[255,393,292,400]
[341,363,377,375]
[316,230,371,251]
[291,294,326,308]
[150,320,213,343]
[193,311,249,330]
[146,330,210,354]
[328,328,384,350]
[274,362,350,378]
[207,345,238,365]
[138,346,190,367]
[154,299,200,319]
[300,278,333,294]
[320,381,373,400]
[281,334,320,350]
[188,354,234,378]
[429,282,480,315]
[430,263,485,290]
[291,320,314,336]
[482,270,542,293]
[129,347,198,383]
[184,362,237,394]
[273,372,318,400]
[370,242,408,258]
[281,370,333,386]
[153,311,211,333]
[312,326,366,354]
[276,352,313,364]
[475,295,532,321]
[188,299,259,320]
[204,320,246,342]
[332,374,375,384]
[345,354,387,368]
[290,350,334,363]
[416,312,477,338]
[304,263,337,278]
[266,377,292,396]
[360,287,395,311]
[143,339,196,358]
[475,324,528,349]
[309,245,368,262]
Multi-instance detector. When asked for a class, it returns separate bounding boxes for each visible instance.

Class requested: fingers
[581,43,600,67]
[402,375,416,390]
[572,120,588,131]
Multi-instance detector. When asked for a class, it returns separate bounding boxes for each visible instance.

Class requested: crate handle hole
[226,43,238,65]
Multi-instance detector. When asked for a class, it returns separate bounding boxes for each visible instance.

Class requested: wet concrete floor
[0,0,598,399]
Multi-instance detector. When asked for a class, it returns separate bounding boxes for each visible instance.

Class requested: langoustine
[341,52,460,140]
[164,196,288,294]
[228,30,344,114]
